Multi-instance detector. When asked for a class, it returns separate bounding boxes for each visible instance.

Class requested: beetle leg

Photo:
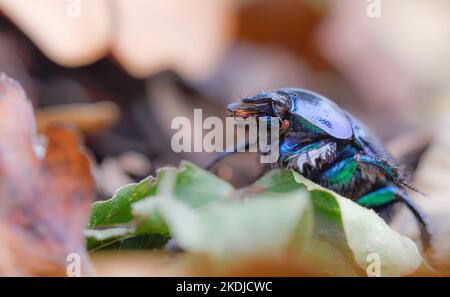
[205,140,254,170]
[396,190,432,250]
[357,186,432,250]
[355,154,412,190]
[206,140,276,185]
[280,138,338,173]
[318,153,404,201]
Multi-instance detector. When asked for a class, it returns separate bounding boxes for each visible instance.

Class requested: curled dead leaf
[0,73,95,276]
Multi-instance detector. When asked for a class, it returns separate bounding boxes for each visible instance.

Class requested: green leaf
[86,161,234,249]
[89,177,157,228]
[85,227,135,250]
[132,161,235,233]
[172,161,234,207]
[253,170,361,275]
[87,162,428,276]
[293,172,423,276]
[254,169,303,193]
[154,190,312,258]
[85,225,169,251]
[300,190,363,276]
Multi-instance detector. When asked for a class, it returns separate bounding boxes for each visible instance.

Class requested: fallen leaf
[87,162,234,249]
[0,73,95,276]
[293,173,425,277]
[112,0,235,80]
[316,0,423,112]
[0,0,236,80]
[0,0,112,67]
[91,250,327,277]
[392,117,450,274]
[36,101,121,135]
[87,161,431,276]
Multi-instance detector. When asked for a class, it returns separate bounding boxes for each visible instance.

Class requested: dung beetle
[209,88,431,249]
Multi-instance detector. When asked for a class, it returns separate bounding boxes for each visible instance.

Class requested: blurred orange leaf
[0,73,95,276]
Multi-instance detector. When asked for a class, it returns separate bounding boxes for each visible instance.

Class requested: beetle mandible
[208,88,431,249]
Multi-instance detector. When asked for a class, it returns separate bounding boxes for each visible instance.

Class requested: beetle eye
[273,100,286,108]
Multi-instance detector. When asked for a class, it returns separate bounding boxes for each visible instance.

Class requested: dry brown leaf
[0,0,112,67]
[36,101,121,135]
[238,0,326,68]
[91,251,326,277]
[316,0,423,111]
[392,116,450,274]
[0,73,95,276]
[0,0,236,80]
[112,0,235,80]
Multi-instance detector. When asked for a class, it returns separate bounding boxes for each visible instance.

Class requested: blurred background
[0,0,449,270]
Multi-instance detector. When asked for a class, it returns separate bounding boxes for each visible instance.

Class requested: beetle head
[227,90,291,120]
[228,88,354,139]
